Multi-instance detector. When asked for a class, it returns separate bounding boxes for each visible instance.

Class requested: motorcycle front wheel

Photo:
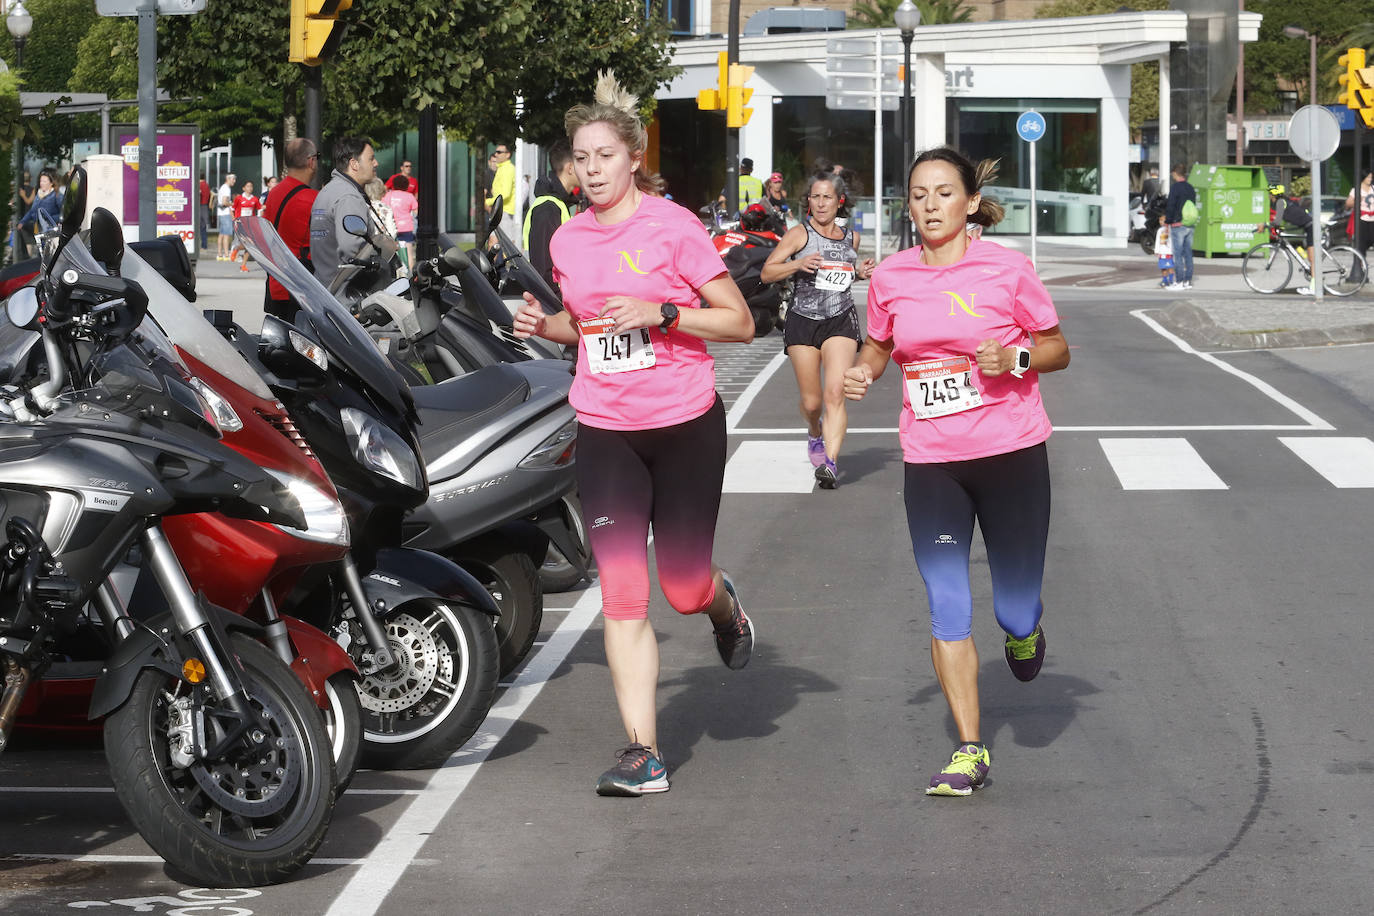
[355,598,498,770]
[323,672,363,794]
[458,544,542,676]
[104,634,335,887]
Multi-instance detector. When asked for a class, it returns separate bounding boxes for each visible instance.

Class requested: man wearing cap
[738,158,764,211]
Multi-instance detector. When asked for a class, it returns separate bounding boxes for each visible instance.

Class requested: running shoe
[807,435,826,467]
[713,571,754,670]
[1296,286,1314,296]
[925,743,990,797]
[595,743,670,797]
[815,458,838,489]
[1004,624,1046,682]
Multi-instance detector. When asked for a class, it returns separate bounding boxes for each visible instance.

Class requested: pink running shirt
[551,194,727,431]
[382,189,418,233]
[866,238,1061,463]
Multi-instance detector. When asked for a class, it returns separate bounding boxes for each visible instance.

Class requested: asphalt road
[3,282,1374,914]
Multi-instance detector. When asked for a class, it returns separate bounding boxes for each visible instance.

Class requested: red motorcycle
[702,199,791,337]
[10,230,365,788]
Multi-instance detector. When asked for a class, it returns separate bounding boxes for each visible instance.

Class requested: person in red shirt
[385,159,418,200]
[229,181,261,270]
[198,178,212,250]
[262,138,320,320]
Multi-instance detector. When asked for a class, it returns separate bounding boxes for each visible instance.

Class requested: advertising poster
[116,128,197,252]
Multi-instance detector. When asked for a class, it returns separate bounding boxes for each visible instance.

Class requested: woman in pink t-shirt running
[844,147,1070,798]
[511,72,756,799]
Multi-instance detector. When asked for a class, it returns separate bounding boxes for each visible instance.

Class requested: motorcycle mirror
[486,196,503,236]
[342,213,371,240]
[441,248,470,274]
[6,287,40,330]
[465,246,495,276]
[89,207,125,273]
[60,166,88,242]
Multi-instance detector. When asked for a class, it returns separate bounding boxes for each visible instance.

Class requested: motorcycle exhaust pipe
[0,654,32,755]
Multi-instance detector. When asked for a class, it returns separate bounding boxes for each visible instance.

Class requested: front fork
[338,555,396,673]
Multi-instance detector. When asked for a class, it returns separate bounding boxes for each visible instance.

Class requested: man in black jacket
[1164,164,1197,289]
[522,138,580,290]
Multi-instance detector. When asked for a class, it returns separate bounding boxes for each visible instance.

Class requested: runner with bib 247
[843,147,1070,798]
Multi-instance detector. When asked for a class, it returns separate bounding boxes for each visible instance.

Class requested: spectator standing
[262,138,320,320]
[261,175,280,211]
[1154,215,1175,288]
[198,177,212,250]
[485,141,518,241]
[522,138,579,289]
[383,175,419,273]
[1141,166,1161,202]
[1164,163,1196,290]
[738,158,764,211]
[216,173,237,261]
[1345,171,1374,260]
[15,168,62,260]
[229,180,261,270]
[311,136,384,295]
[386,159,419,200]
[763,171,790,217]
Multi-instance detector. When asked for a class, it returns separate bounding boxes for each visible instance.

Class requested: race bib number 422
[579,317,656,374]
[814,261,854,292]
[902,356,984,420]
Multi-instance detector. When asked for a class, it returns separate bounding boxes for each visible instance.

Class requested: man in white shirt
[216,173,236,261]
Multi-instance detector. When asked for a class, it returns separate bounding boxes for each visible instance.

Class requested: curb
[1154,301,1374,350]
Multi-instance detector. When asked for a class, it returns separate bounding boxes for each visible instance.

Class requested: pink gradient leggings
[577,396,726,621]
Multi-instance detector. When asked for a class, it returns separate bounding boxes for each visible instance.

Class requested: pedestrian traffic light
[697,52,729,111]
[1337,47,1374,127]
[726,63,754,128]
[290,0,351,66]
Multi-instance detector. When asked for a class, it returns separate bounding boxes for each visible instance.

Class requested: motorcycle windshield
[235,216,414,421]
[120,248,277,401]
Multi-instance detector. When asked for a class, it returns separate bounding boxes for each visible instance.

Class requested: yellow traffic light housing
[698,52,729,111]
[726,63,755,128]
[290,0,348,66]
[1338,48,1367,109]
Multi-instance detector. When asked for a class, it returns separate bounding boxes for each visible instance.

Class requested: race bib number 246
[902,356,983,420]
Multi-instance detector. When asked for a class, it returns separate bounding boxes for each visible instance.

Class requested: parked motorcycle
[0,170,334,885]
[226,215,503,770]
[1130,193,1167,254]
[701,198,791,337]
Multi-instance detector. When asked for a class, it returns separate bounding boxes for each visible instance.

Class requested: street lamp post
[1282,25,1317,108]
[7,0,30,263]
[894,0,920,250]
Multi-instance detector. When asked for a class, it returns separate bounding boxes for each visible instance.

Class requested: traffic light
[726,63,754,128]
[697,52,728,111]
[1337,47,1374,128]
[290,0,351,66]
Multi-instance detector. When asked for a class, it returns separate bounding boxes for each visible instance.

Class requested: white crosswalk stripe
[1278,437,1374,488]
[723,440,817,493]
[1098,438,1228,490]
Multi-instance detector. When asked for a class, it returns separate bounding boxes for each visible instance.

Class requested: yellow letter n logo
[616,250,649,275]
[942,290,984,318]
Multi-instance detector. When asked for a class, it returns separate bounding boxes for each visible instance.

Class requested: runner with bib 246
[843,147,1070,798]
[512,71,757,799]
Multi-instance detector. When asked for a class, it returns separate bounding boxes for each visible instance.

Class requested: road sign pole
[873,31,883,258]
[1029,139,1037,269]
[1311,120,1322,303]
[137,0,156,241]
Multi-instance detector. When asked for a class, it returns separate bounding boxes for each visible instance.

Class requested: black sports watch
[659,302,680,332]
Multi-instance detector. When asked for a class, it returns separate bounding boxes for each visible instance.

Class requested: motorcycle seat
[410,363,531,469]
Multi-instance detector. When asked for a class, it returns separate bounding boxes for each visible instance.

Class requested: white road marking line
[729,425,1324,435]
[725,351,787,432]
[1279,437,1374,488]
[324,584,606,916]
[0,853,435,866]
[1099,438,1228,490]
[1133,309,1334,430]
[723,441,817,493]
[0,786,422,796]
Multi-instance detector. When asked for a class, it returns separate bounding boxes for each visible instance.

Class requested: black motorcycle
[0,171,334,885]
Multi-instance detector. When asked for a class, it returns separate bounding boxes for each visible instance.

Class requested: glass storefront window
[952,99,1102,236]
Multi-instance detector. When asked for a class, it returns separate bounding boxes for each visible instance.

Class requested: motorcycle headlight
[340,406,423,489]
[518,417,577,469]
[187,376,243,433]
[266,470,350,546]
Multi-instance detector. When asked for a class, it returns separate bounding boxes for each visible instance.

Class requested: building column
[739,93,774,179]
[1159,52,1171,185]
[912,53,947,153]
[1102,67,1131,244]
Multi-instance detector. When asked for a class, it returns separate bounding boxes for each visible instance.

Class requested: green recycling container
[1187,164,1269,257]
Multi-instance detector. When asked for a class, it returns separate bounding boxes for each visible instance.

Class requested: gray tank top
[791,221,857,320]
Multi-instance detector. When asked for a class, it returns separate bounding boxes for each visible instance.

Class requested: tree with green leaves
[1241,0,1374,113]
[849,0,973,28]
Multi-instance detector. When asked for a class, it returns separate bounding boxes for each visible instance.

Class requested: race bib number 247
[579,317,657,374]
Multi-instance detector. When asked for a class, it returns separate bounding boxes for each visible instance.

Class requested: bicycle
[1241,222,1367,297]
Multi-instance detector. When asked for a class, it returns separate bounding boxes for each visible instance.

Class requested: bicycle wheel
[1320,246,1367,297]
[1242,243,1292,294]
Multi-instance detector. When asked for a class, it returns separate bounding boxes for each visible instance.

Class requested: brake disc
[355,612,441,715]
[186,683,301,818]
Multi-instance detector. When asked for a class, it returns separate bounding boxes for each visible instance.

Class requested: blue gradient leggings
[903,443,1050,642]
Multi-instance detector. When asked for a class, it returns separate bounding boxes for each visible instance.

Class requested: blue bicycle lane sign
[1016,111,1046,143]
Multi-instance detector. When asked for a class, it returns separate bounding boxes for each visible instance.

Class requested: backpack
[1180,198,1199,227]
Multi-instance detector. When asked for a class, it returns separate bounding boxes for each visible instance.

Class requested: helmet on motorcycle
[1269,184,1285,197]
[741,202,769,231]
